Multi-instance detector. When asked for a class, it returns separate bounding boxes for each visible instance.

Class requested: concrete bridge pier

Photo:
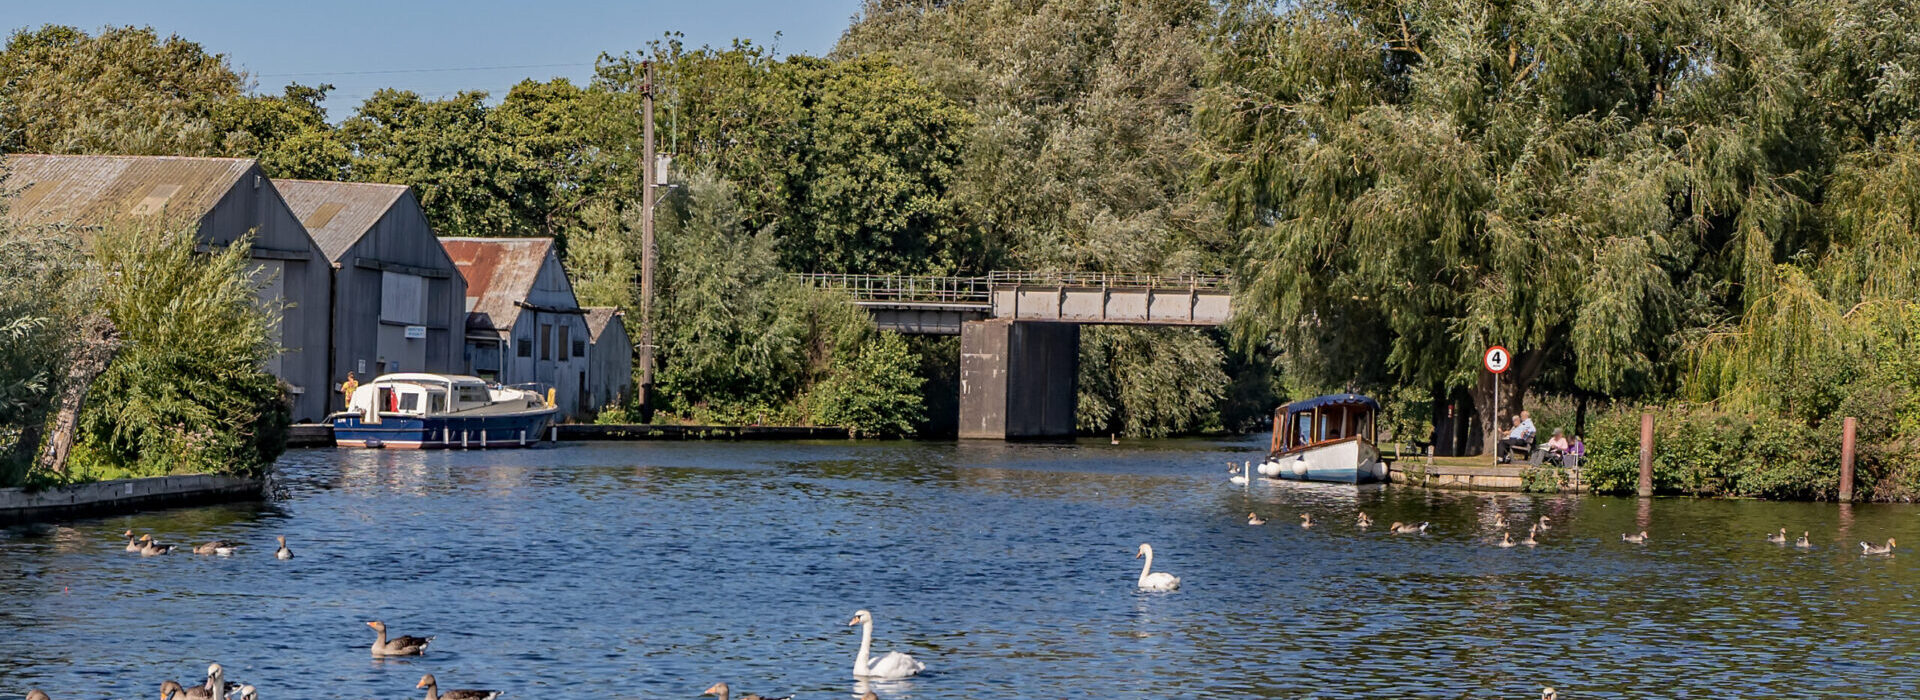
[959,319,1079,439]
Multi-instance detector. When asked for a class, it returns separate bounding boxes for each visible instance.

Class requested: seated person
[1498,412,1536,463]
[1545,428,1571,454]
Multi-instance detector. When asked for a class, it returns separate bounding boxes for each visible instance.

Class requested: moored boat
[331,373,558,449]
[1256,394,1387,483]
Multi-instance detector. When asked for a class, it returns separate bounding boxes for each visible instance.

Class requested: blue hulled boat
[330,373,559,449]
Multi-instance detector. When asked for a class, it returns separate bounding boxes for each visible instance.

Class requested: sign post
[1484,346,1510,456]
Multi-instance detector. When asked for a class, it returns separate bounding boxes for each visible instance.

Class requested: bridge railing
[795,273,992,305]
[984,271,1232,290]
[797,271,1235,304]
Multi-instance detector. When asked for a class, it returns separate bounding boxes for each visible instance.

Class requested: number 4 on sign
[1484,346,1510,374]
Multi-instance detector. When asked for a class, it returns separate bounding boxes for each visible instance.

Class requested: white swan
[1135,543,1181,591]
[847,609,924,679]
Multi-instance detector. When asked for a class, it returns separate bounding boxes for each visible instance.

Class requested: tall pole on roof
[638,59,657,421]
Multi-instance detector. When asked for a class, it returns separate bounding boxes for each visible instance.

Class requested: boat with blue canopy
[1257,393,1387,483]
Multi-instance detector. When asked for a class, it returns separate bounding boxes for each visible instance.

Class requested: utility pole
[638,60,657,421]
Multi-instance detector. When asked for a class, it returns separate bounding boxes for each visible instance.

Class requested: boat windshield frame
[1270,394,1380,455]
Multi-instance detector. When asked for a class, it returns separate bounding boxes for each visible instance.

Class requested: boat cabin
[345,372,539,423]
[1269,394,1381,455]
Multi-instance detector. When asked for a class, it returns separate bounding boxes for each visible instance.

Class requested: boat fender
[1291,457,1308,477]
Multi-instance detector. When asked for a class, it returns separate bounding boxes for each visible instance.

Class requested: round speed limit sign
[1484,346,1511,374]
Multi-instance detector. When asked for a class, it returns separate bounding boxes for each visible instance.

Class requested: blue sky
[6,0,864,118]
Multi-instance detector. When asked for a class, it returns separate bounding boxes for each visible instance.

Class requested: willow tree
[1198,0,1857,452]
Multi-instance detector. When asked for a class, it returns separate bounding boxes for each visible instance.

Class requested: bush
[807,331,925,438]
[67,223,289,479]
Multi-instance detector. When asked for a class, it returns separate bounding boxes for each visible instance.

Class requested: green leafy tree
[1078,327,1227,438]
[209,83,350,179]
[653,169,809,417]
[73,222,289,478]
[1195,0,1884,452]
[598,43,973,273]
[0,25,238,155]
[339,89,539,238]
[810,331,926,437]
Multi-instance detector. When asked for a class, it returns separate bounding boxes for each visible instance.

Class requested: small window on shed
[573,339,586,357]
[541,323,553,360]
[517,338,533,357]
[559,325,571,360]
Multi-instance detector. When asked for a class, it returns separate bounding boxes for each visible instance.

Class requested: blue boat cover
[1281,393,1380,414]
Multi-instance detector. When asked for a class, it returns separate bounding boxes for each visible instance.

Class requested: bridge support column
[959,319,1079,439]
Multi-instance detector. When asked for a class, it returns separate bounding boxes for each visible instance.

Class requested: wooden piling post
[1840,417,1857,502]
[1637,413,1654,498]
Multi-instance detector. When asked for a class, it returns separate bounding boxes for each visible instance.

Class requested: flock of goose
[21,530,923,700]
[1223,463,1904,557]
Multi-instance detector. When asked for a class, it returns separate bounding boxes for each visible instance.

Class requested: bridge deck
[799,272,1232,333]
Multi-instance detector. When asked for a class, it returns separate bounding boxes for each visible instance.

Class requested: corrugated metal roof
[441,237,556,334]
[583,307,626,343]
[274,179,411,261]
[1,153,255,227]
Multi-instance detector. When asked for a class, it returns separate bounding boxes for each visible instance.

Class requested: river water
[2,436,1915,698]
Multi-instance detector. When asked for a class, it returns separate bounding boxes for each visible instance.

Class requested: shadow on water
[2,435,1916,698]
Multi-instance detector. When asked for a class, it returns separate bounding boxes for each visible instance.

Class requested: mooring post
[1637,413,1654,498]
[1840,416,1858,502]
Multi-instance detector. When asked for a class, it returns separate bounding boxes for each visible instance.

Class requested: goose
[274,536,292,560]
[138,534,174,556]
[1795,531,1812,549]
[1493,513,1508,529]
[1622,531,1649,544]
[28,690,50,700]
[367,620,434,656]
[701,682,791,700]
[847,609,925,679]
[1389,521,1429,534]
[1356,512,1373,528]
[162,663,228,700]
[161,681,207,700]
[124,530,142,552]
[1542,689,1558,700]
[1228,463,1248,486]
[1537,515,1552,531]
[1299,513,1315,529]
[1498,531,1516,548]
[1247,513,1267,526]
[1766,528,1788,544]
[416,674,499,700]
[1134,543,1182,591]
[1521,525,1539,547]
[193,540,241,556]
[1861,538,1896,555]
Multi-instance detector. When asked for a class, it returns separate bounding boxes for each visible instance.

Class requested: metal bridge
[796,271,1233,334]
[797,271,1237,441]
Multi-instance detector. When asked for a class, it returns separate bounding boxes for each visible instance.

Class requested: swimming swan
[847,609,925,679]
[1135,543,1181,591]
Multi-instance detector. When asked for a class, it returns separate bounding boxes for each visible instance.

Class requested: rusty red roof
[441,237,556,334]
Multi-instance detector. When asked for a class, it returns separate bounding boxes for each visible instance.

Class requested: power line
[256,62,595,78]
